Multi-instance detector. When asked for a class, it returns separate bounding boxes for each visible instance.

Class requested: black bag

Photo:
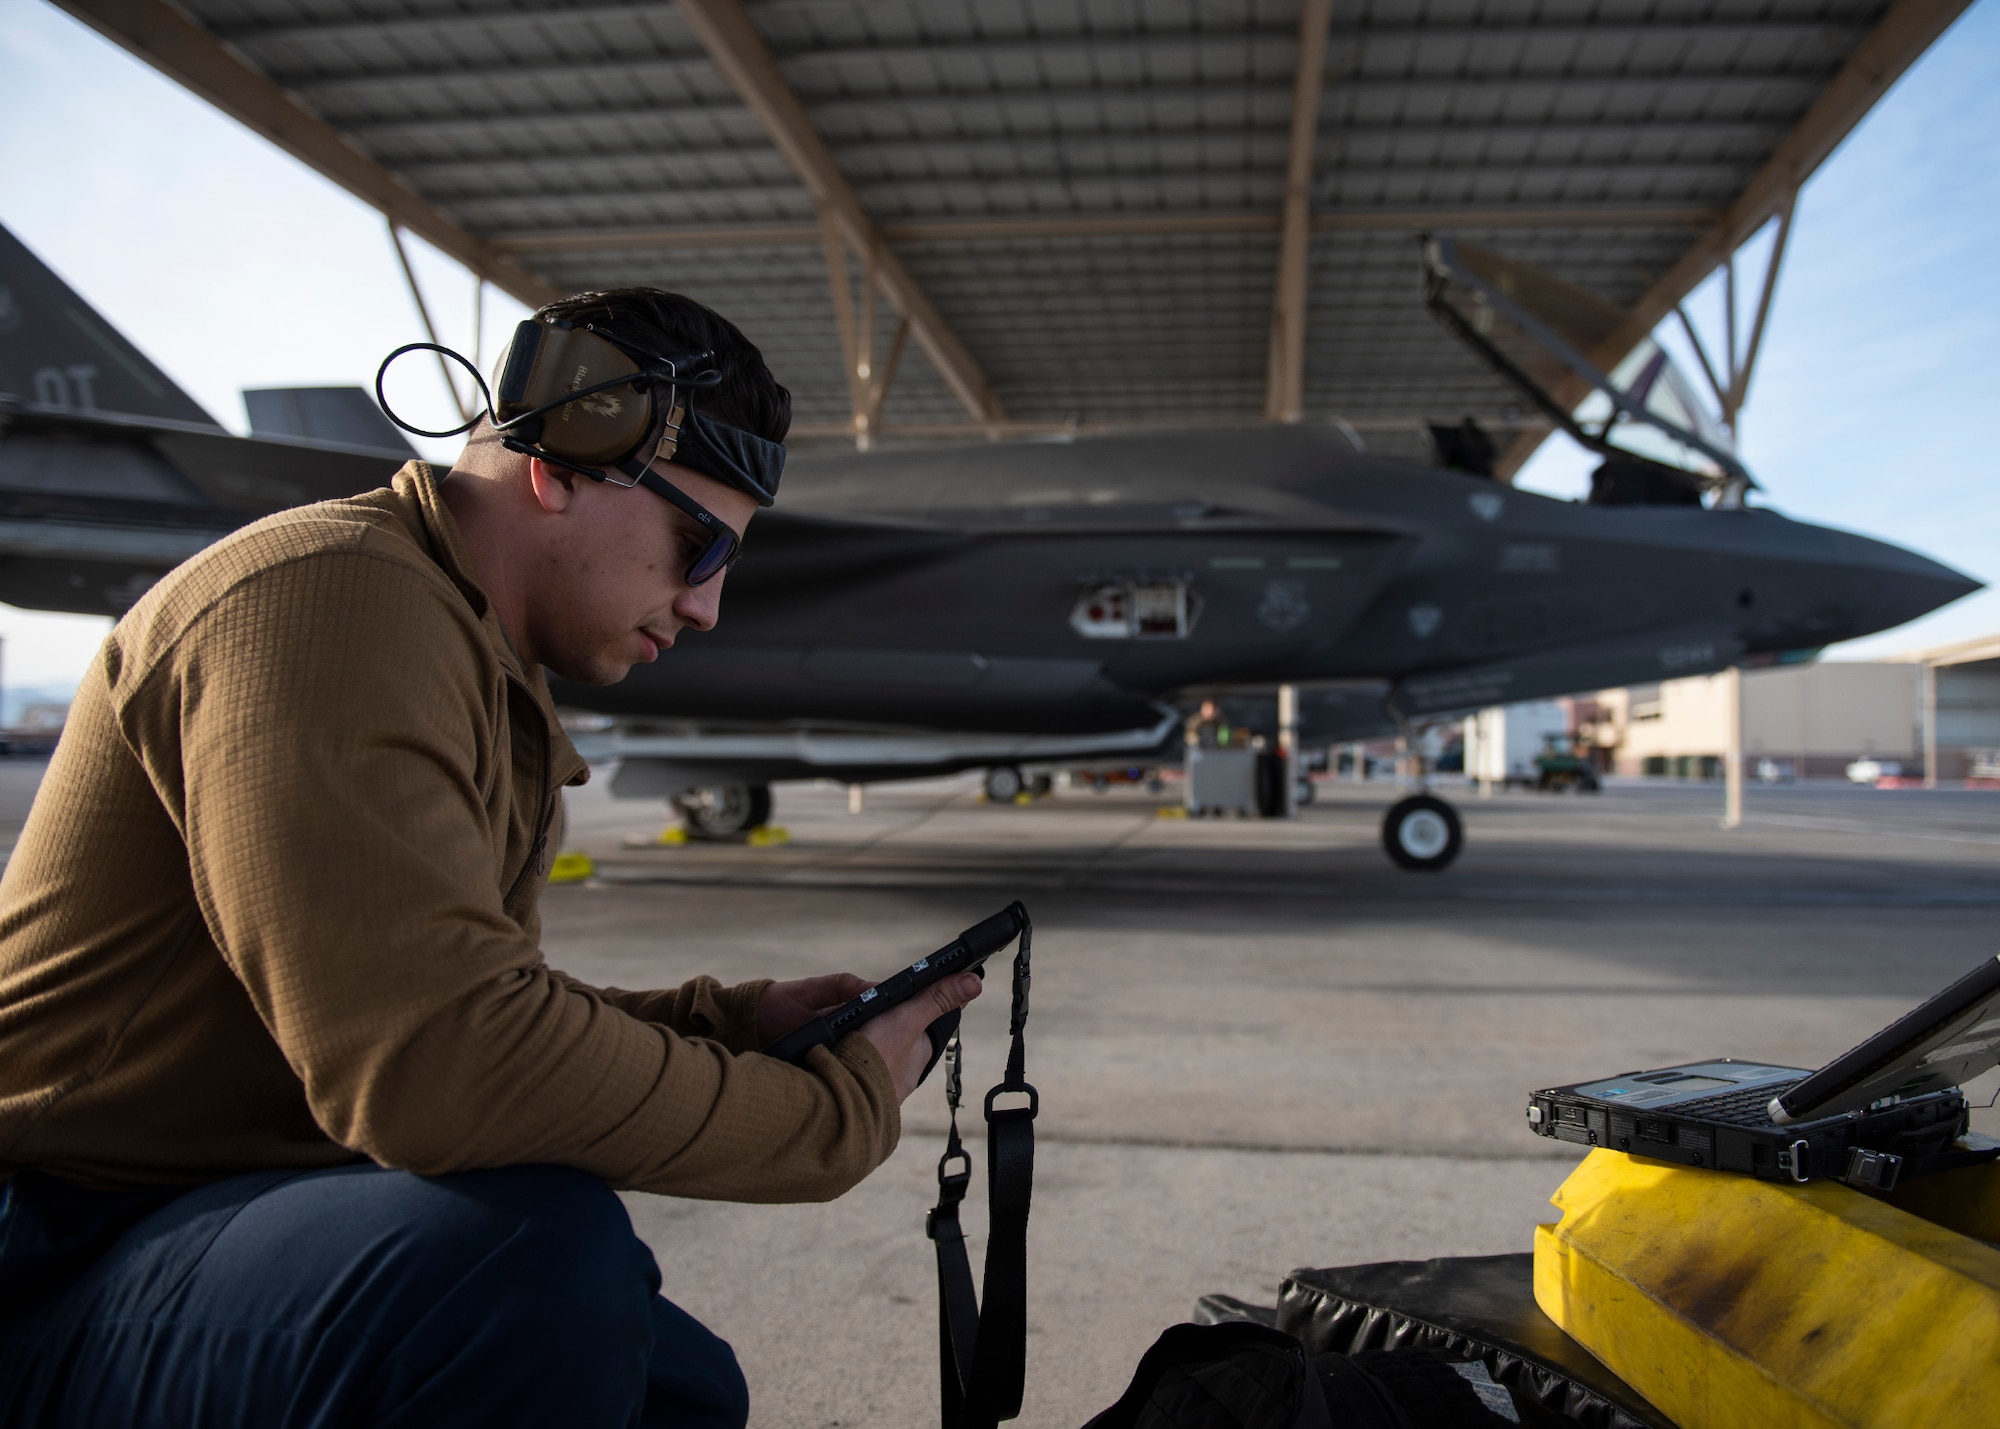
[1081,1321,1544,1429]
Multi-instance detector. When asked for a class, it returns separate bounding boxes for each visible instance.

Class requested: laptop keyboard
[1670,1080,1800,1127]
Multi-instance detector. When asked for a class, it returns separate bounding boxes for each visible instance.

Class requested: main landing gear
[1381,794,1462,872]
[983,765,1052,802]
[675,782,773,838]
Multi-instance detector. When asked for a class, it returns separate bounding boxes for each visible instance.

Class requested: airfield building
[1577,634,2000,782]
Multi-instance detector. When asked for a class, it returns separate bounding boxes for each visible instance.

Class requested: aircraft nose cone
[1829,530,1983,634]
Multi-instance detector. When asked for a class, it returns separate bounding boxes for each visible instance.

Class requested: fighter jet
[0,222,407,617]
[559,238,1979,861]
[0,223,1978,869]
[563,419,1974,849]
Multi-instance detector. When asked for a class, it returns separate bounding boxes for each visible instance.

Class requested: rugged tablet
[762,905,1027,1066]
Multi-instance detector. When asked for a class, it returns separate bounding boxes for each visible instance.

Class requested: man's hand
[858,972,983,1103]
[756,973,871,1046]
[756,970,984,1103]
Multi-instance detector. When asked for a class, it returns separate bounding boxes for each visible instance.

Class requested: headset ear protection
[376,317,784,506]
[493,320,661,465]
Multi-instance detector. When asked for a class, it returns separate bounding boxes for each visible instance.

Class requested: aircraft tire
[680,782,773,838]
[1382,795,1462,872]
[984,765,1026,802]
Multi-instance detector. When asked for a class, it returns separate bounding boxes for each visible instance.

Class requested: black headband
[666,403,784,506]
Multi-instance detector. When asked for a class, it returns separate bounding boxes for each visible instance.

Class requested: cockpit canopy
[1422,236,1753,506]
[1575,339,1738,481]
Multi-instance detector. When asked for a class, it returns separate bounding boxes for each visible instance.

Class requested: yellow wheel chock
[622,826,688,847]
[546,851,595,884]
[1534,1148,2000,1427]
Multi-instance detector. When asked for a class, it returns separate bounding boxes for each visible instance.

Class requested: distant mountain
[4,682,78,728]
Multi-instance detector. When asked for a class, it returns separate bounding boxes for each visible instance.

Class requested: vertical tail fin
[243,387,416,455]
[0,222,219,427]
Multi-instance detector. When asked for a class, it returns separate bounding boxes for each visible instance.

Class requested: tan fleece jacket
[0,462,898,1195]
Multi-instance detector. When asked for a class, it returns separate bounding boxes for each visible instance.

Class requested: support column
[1262,0,1333,422]
[471,275,485,372]
[1722,666,1744,829]
[1278,683,1300,818]
[1922,661,1938,789]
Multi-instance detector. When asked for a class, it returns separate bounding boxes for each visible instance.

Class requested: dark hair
[534,288,791,445]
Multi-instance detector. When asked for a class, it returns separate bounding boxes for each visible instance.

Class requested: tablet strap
[927,903,1035,1429]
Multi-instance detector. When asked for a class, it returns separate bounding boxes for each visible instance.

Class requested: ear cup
[495,321,655,464]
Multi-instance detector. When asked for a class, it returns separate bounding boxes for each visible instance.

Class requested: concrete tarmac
[550,771,2000,1428]
[3,759,1997,1426]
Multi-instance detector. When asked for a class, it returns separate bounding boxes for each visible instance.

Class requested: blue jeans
[0,1162,748,1428]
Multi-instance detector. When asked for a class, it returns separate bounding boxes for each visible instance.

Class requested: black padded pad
[1277,1254,1676,1429]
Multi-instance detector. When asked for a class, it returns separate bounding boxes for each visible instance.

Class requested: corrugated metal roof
[156,0,1916,460]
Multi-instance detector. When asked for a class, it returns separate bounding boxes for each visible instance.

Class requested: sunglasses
[605,464,743,586]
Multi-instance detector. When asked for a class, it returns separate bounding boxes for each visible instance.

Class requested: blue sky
[1512,0,2000,672]
[0,0,1994,693]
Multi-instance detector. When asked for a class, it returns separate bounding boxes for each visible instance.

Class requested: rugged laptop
[1527,954,2000,1191]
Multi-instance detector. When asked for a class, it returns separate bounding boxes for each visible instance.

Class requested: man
[0,288,979,1427]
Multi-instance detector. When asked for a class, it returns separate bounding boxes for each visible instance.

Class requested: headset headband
[375,318,784,506]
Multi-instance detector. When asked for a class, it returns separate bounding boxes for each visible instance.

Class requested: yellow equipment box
[1534,1148,2000,1427]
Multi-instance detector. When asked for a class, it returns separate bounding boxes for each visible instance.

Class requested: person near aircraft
[1185,699,1256,751]
[0,287,980,1428]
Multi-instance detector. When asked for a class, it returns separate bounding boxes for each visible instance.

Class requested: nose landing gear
[1381,793,1463,872]
[1376,708,1464,872]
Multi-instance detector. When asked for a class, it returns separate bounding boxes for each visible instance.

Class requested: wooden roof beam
[671,0,1004,428]
[1492,0,1976,481]
[1263,0,1333,424]
[51,0,562,309]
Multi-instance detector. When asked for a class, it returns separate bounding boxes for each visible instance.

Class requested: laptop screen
[1775,953,2000,1124]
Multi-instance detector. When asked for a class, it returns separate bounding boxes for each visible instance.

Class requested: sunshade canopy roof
[58,0,1971,465]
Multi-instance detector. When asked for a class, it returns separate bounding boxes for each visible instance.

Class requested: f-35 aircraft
[0,223,1978,868]
[565,421,1973,849]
